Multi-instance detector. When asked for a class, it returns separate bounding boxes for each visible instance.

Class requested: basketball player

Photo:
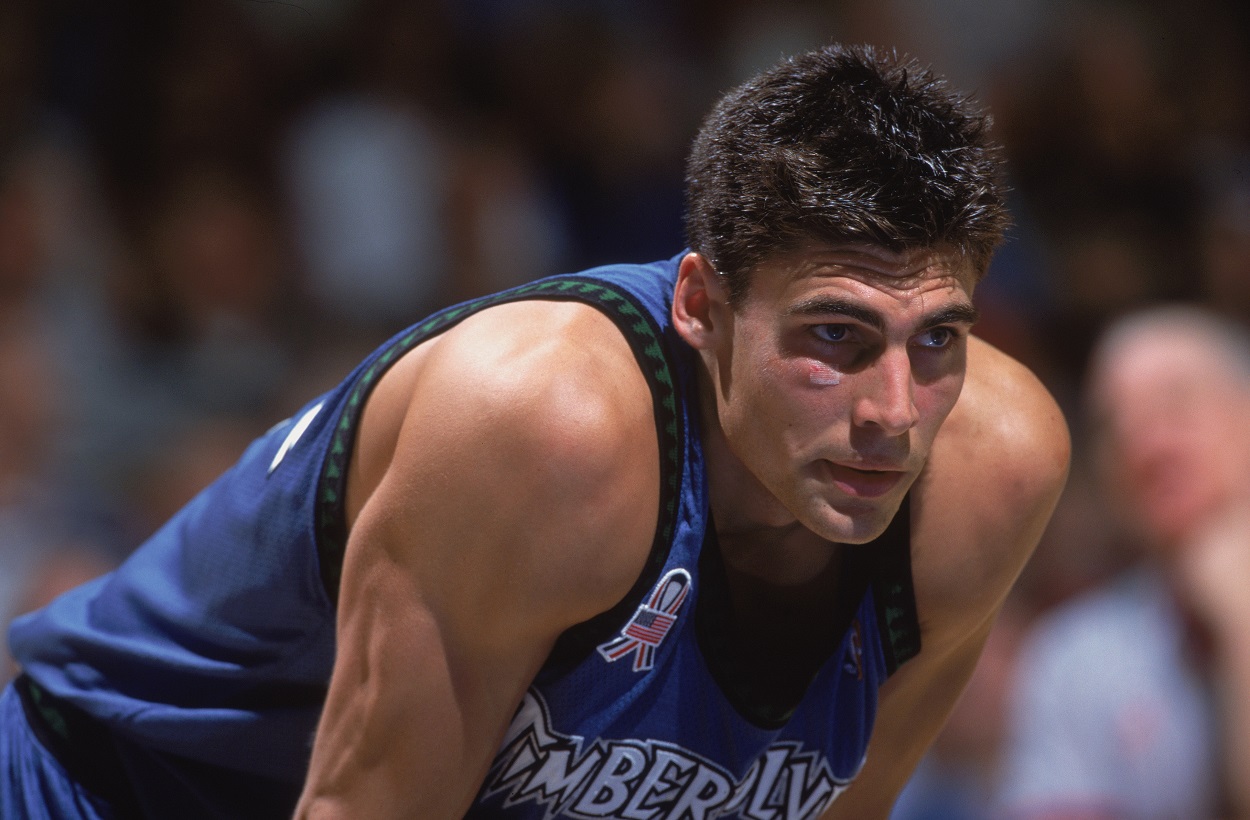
[1,45,1069,819]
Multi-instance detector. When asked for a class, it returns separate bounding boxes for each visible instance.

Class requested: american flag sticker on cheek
[597,569,692,672]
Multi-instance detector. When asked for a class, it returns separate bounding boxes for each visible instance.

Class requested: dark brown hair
[684,44,1010,304]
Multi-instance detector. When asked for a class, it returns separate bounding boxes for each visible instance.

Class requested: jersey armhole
[312,276,686,650]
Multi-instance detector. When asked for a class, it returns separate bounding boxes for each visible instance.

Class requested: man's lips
[822,462,907,498]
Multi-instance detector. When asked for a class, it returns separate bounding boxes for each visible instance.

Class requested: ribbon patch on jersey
[597,568,691,672]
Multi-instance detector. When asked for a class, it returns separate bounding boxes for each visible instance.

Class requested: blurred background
[0,0,1247,814]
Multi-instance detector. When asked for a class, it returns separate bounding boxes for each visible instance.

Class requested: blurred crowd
[1,0,1249,815]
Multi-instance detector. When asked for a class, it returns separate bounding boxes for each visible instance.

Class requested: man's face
[699,244,977,544]
[1093,332,1250,551]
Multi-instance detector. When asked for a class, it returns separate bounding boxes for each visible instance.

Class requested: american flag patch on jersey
[598,569,692,672]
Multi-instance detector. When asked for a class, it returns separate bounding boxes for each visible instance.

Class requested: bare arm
[824,337,1071,818]
[295,302,659,818]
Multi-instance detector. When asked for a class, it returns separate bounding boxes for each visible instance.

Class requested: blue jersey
[6,254,920,819]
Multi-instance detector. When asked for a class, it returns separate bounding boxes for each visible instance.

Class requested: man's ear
[672,252,730,350]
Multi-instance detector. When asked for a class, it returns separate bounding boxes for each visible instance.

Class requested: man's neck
[694,364,846,586]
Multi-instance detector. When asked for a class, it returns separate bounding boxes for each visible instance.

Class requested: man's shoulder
[909,337,1071,629]
[932,335,1070,513]
[950,336,1070,481]
[366,298,663,623]
[433,298,657,462]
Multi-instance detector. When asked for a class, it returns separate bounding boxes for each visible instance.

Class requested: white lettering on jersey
[268,402,324,474]
[480,690,854,820]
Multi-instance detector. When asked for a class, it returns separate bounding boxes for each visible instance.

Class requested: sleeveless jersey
[7,254,921,819]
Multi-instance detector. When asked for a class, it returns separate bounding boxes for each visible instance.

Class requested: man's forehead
[759,242,975,287]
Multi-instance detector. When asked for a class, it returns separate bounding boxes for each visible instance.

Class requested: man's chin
[805,497,903,545]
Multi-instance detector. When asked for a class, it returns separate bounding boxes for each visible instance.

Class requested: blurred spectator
[997,305,1250,818]
[141,166,295,415]
[487,10,692,270]
[443,124,570,301]
[72,162,299,507]
[0,230,117,686]
[0,312,67,654]
[280,0,457,339]
[147,1,285,187]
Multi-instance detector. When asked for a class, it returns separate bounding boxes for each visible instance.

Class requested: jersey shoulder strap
[314,272,687,613]
[871,497,921,674]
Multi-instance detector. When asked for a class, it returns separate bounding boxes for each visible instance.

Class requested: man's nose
[851,347,919,436]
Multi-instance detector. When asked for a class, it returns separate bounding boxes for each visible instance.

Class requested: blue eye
[917,327,955,348]
[813,325,850,343]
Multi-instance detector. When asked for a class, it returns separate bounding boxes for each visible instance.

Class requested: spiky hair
[684,44,1010,303]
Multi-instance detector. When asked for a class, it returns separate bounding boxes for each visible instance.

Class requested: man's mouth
[822,462,906,498]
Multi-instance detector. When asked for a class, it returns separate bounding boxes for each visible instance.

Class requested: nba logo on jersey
[597,569,691,672]
[844,618,865,680]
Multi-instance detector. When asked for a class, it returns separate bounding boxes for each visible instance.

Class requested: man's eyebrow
[787,297,980,331]
[788,297,886,331]
[923,303,980,328]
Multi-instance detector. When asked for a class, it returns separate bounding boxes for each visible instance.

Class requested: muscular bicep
[299,495,572,816]
[297,303,659,818]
